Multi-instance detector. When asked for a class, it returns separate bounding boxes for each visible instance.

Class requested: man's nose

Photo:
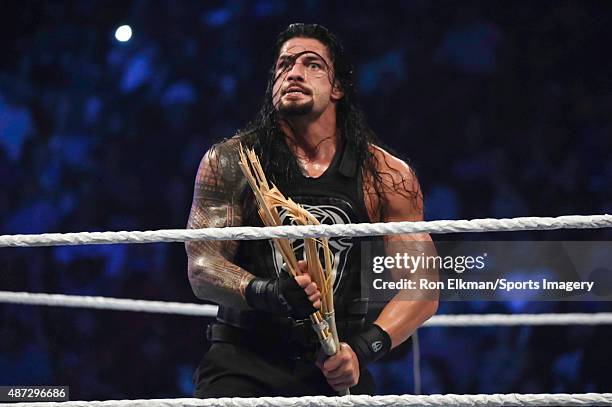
[286,61,305,81]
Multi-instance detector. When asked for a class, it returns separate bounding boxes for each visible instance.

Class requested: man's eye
[308,62,322,69]
[277,60,292,70]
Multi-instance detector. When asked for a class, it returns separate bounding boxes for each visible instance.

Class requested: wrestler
[186,23,438,397]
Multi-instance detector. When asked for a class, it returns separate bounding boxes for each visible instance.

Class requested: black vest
[217,141,372,329]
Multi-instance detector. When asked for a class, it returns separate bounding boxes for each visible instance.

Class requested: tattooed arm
[185,140,253,310]
[185,139,321,315]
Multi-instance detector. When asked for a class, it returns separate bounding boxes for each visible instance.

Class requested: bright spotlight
[115,25,132,42]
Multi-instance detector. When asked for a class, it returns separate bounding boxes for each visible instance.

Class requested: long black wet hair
[232,23,410,221]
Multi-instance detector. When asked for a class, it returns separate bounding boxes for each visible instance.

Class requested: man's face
[272,37,341,117]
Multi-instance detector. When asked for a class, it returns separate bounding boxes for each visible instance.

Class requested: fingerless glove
[245,272,317,319]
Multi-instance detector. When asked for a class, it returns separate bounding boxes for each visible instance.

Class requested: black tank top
[218,141,372,327]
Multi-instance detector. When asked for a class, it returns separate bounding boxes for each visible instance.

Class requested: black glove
[347,324,392,370]
[244,272,317,319]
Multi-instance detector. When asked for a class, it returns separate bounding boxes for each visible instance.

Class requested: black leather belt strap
[213,305,367,363]
[207,322,318,361]
[217,305,366,333]
[207,323,247,344]
[207,317,366,360]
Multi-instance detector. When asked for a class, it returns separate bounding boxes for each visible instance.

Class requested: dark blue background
[1,0,611,399]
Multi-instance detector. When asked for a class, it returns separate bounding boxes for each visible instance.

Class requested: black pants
[193,325,376,398]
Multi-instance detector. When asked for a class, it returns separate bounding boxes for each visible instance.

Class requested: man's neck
[279,108,338,160]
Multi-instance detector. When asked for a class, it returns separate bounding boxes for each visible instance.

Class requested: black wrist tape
[245,277,275,311]
[244,275,316,319]
[347,324,391,370]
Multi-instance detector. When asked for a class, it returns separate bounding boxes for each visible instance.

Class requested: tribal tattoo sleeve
[185,139,253,310]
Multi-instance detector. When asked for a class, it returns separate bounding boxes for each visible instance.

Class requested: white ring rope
[0,291,218,316]
[2,291,611,326]
[12,393,612,406]
[0,214,610,247]
[424,313,612,326]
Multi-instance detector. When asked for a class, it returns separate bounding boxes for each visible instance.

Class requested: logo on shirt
[269,204,353,292]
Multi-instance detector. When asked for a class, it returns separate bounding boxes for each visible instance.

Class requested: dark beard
[277,99,314,116]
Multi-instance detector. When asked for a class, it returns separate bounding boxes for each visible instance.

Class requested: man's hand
[316,343,360,391]
[244,260,321,319]
[295,260,321,310]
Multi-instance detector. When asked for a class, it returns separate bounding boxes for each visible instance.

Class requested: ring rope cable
[10,393,612,406]
[1,291,611,327]
[0,214,611,247]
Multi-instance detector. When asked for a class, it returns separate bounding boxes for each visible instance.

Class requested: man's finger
[328,377,352,387]
[297,260,309,274]
[323,355,342,372]
[304,282,318,295]
[323,366,349,379]
[315,352,327,369]
[329,380,352,391]
[294,274,312,288]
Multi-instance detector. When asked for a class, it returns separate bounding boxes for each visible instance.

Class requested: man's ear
[331,80,344,101]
